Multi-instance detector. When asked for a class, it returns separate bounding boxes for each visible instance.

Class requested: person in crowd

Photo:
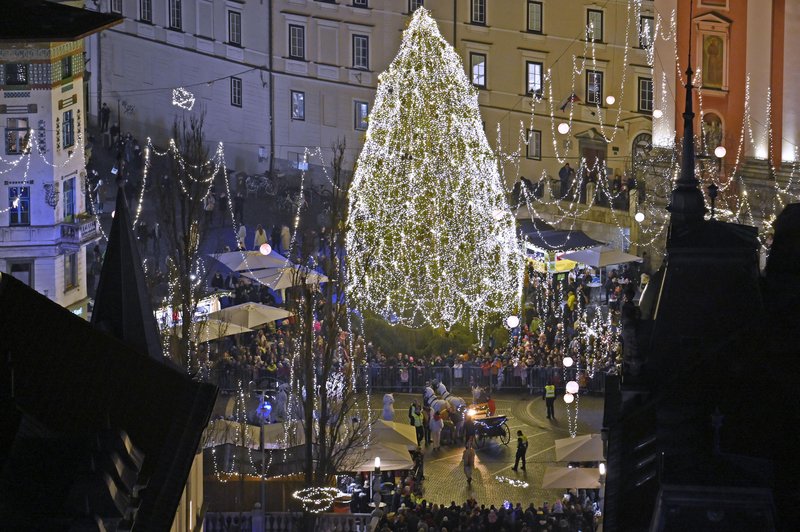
[253,224,268,250]
[429,410,443,450]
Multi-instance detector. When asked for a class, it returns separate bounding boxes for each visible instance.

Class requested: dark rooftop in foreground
[0,0,122,42]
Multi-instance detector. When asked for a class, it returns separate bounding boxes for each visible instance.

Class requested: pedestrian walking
[237,224,247,250]
[233,191,245,222]
[253,224,268,250]
[100,102,110,132]
[410,405,424,446]
[422,407,432,445]
[430,411,444,451]
[204,191,216,226]
[559,162,575,198]
[544,380,556,420]
[280,224,291,254]
[218,193,228,226]
[511,430,528,471]
[462,442,476,485]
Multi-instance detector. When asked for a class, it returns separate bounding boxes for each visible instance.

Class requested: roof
[0,1,122,42]
[0,272,217,530]
[520,227,604,252]
[92,187,165,362]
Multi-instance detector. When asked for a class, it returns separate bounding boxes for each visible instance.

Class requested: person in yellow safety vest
[544,381,556,420]
[512,430,528,471]
[410,406,424,446]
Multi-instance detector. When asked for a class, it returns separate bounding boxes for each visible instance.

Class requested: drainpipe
[453,0,458,48]
[268,0,275,176]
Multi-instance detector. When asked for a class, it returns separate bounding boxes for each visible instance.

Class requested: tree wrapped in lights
[346,8,524,330]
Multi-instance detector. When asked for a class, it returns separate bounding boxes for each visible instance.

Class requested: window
[586,70,603,105]
[8,262,33,286]
[527,1,543,33]
[526,61,543,97]
[64,252,77,291]
[63,110,75,148]
[639,16,654,48]
[526,129,542,160]
[353,35,369,70]
[471,0,486,25]
[61,56,72,80]
[5,63,28,86]
[140,0,152,23]
[470,53,486,88]
[8,186,30,226]
[168,0,182,30]
[289,25,305,60]
[354,101,369,130]
[291,90,305,120]
[63,177,75,223]
[638,77,653,112]
[6,118,29,155]
[231,77,242,107]
[111,0,122,14]
[353,0,368,6]
[587,9,604,42]
[409,0,424,12]
[228,11,242,46]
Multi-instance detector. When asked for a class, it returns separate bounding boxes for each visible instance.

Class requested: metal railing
[204,511,372,532]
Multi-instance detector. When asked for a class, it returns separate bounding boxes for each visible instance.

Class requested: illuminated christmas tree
[346,8,523,331]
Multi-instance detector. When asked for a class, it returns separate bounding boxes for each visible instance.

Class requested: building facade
[0,30,110,317]
[96,0,655,247]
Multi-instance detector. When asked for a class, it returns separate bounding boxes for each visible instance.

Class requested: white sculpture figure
[272,383,289,422]
[382,393,395,421]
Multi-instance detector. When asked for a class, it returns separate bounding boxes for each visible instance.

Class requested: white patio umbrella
[206,302,292,329]
[176,318,252,342]
[554,433,604,462]
[370,419,419,448]
[542,466,601,489]
[211,249,290,272]
[342,442,414,472]
[561,246,642,268]
[241,265,329,291]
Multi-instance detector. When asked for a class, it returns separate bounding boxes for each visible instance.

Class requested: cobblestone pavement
[383,392,605,508]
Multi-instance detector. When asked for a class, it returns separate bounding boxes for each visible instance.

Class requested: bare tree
[286,139,369,504]
[154,113,214,369]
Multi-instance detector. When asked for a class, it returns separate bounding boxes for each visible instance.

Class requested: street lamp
[372,456,382,510]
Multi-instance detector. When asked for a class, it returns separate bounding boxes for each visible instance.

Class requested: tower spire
[667,0,706,224]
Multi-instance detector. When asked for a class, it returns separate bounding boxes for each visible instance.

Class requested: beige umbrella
[542,467,601,489]
[206,302,292,329]
[211,249,290,272]
[342,442,414,472]
[177,318,252,342]
[554,433,604,462]
[241,265,328,291]
[370,419,419,448]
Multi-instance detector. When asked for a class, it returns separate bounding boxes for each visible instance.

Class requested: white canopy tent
[241,265,329,291]
[341,442,414,472]
[211,249,290,273]
[561,246,642,268]
[369,419,419,448]
[176,318,252,342]
[554,433,604,462]
[206,302,292,329]
[542,466,602,489]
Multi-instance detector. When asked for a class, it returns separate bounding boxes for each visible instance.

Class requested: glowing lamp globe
[563,356,574,368]
[634,212,645,223]
[259,243,272,255]
[563,393,575,404]
[566,380,579,394]
[374,457,381,469]
[506,315,520,329]
[714,146,727,158]
[557,122,570,135]
[599,462,606,476]
[605,95,616,106]
[652,109,663,119]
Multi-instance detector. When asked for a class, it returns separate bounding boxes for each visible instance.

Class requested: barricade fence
[206,364,609,396]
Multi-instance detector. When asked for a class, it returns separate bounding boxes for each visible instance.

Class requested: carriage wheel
[500,424,511,445]
[476,433,487,449]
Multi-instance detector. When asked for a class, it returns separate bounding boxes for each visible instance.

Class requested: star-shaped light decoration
[172,87,195,110]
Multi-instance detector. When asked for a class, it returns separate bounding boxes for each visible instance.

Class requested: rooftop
[0,1,122,43]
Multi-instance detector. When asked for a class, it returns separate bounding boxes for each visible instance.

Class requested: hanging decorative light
[605,95,616,106]
[563,393,575,404]
[506,315,520,329]
[563,356,574,368]
[259,243,272,255]
[714,145,727,158]
[566,380,579,394]
[634,212,645,223]
[652,109,663,119]
[557,122,570,135]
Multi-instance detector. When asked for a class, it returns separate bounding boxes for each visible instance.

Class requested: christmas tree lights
[346,8,524,331]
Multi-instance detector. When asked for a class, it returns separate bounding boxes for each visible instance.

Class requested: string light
[292,487,339,513]
[172,87,196,110]
[495,475,529,489]
[346,8,524,331]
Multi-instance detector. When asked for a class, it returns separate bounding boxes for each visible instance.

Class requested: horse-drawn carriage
[471,414,511,448]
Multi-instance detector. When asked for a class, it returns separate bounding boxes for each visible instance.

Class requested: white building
[0,2,120,317]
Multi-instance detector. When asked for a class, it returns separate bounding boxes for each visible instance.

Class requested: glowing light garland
[292,487,339,513]
[346,8,524,331]
[172,87,196,110]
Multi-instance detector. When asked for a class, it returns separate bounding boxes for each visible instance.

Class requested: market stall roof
[542,466,602,489]
[521,229,605,253]
[341,442,414,472]
[561,247,643,268]
[554,433,604,462]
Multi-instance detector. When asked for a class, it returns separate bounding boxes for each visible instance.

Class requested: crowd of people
[372,492,601,532]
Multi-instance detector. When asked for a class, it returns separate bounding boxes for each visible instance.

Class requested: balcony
[0,219,100,248]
